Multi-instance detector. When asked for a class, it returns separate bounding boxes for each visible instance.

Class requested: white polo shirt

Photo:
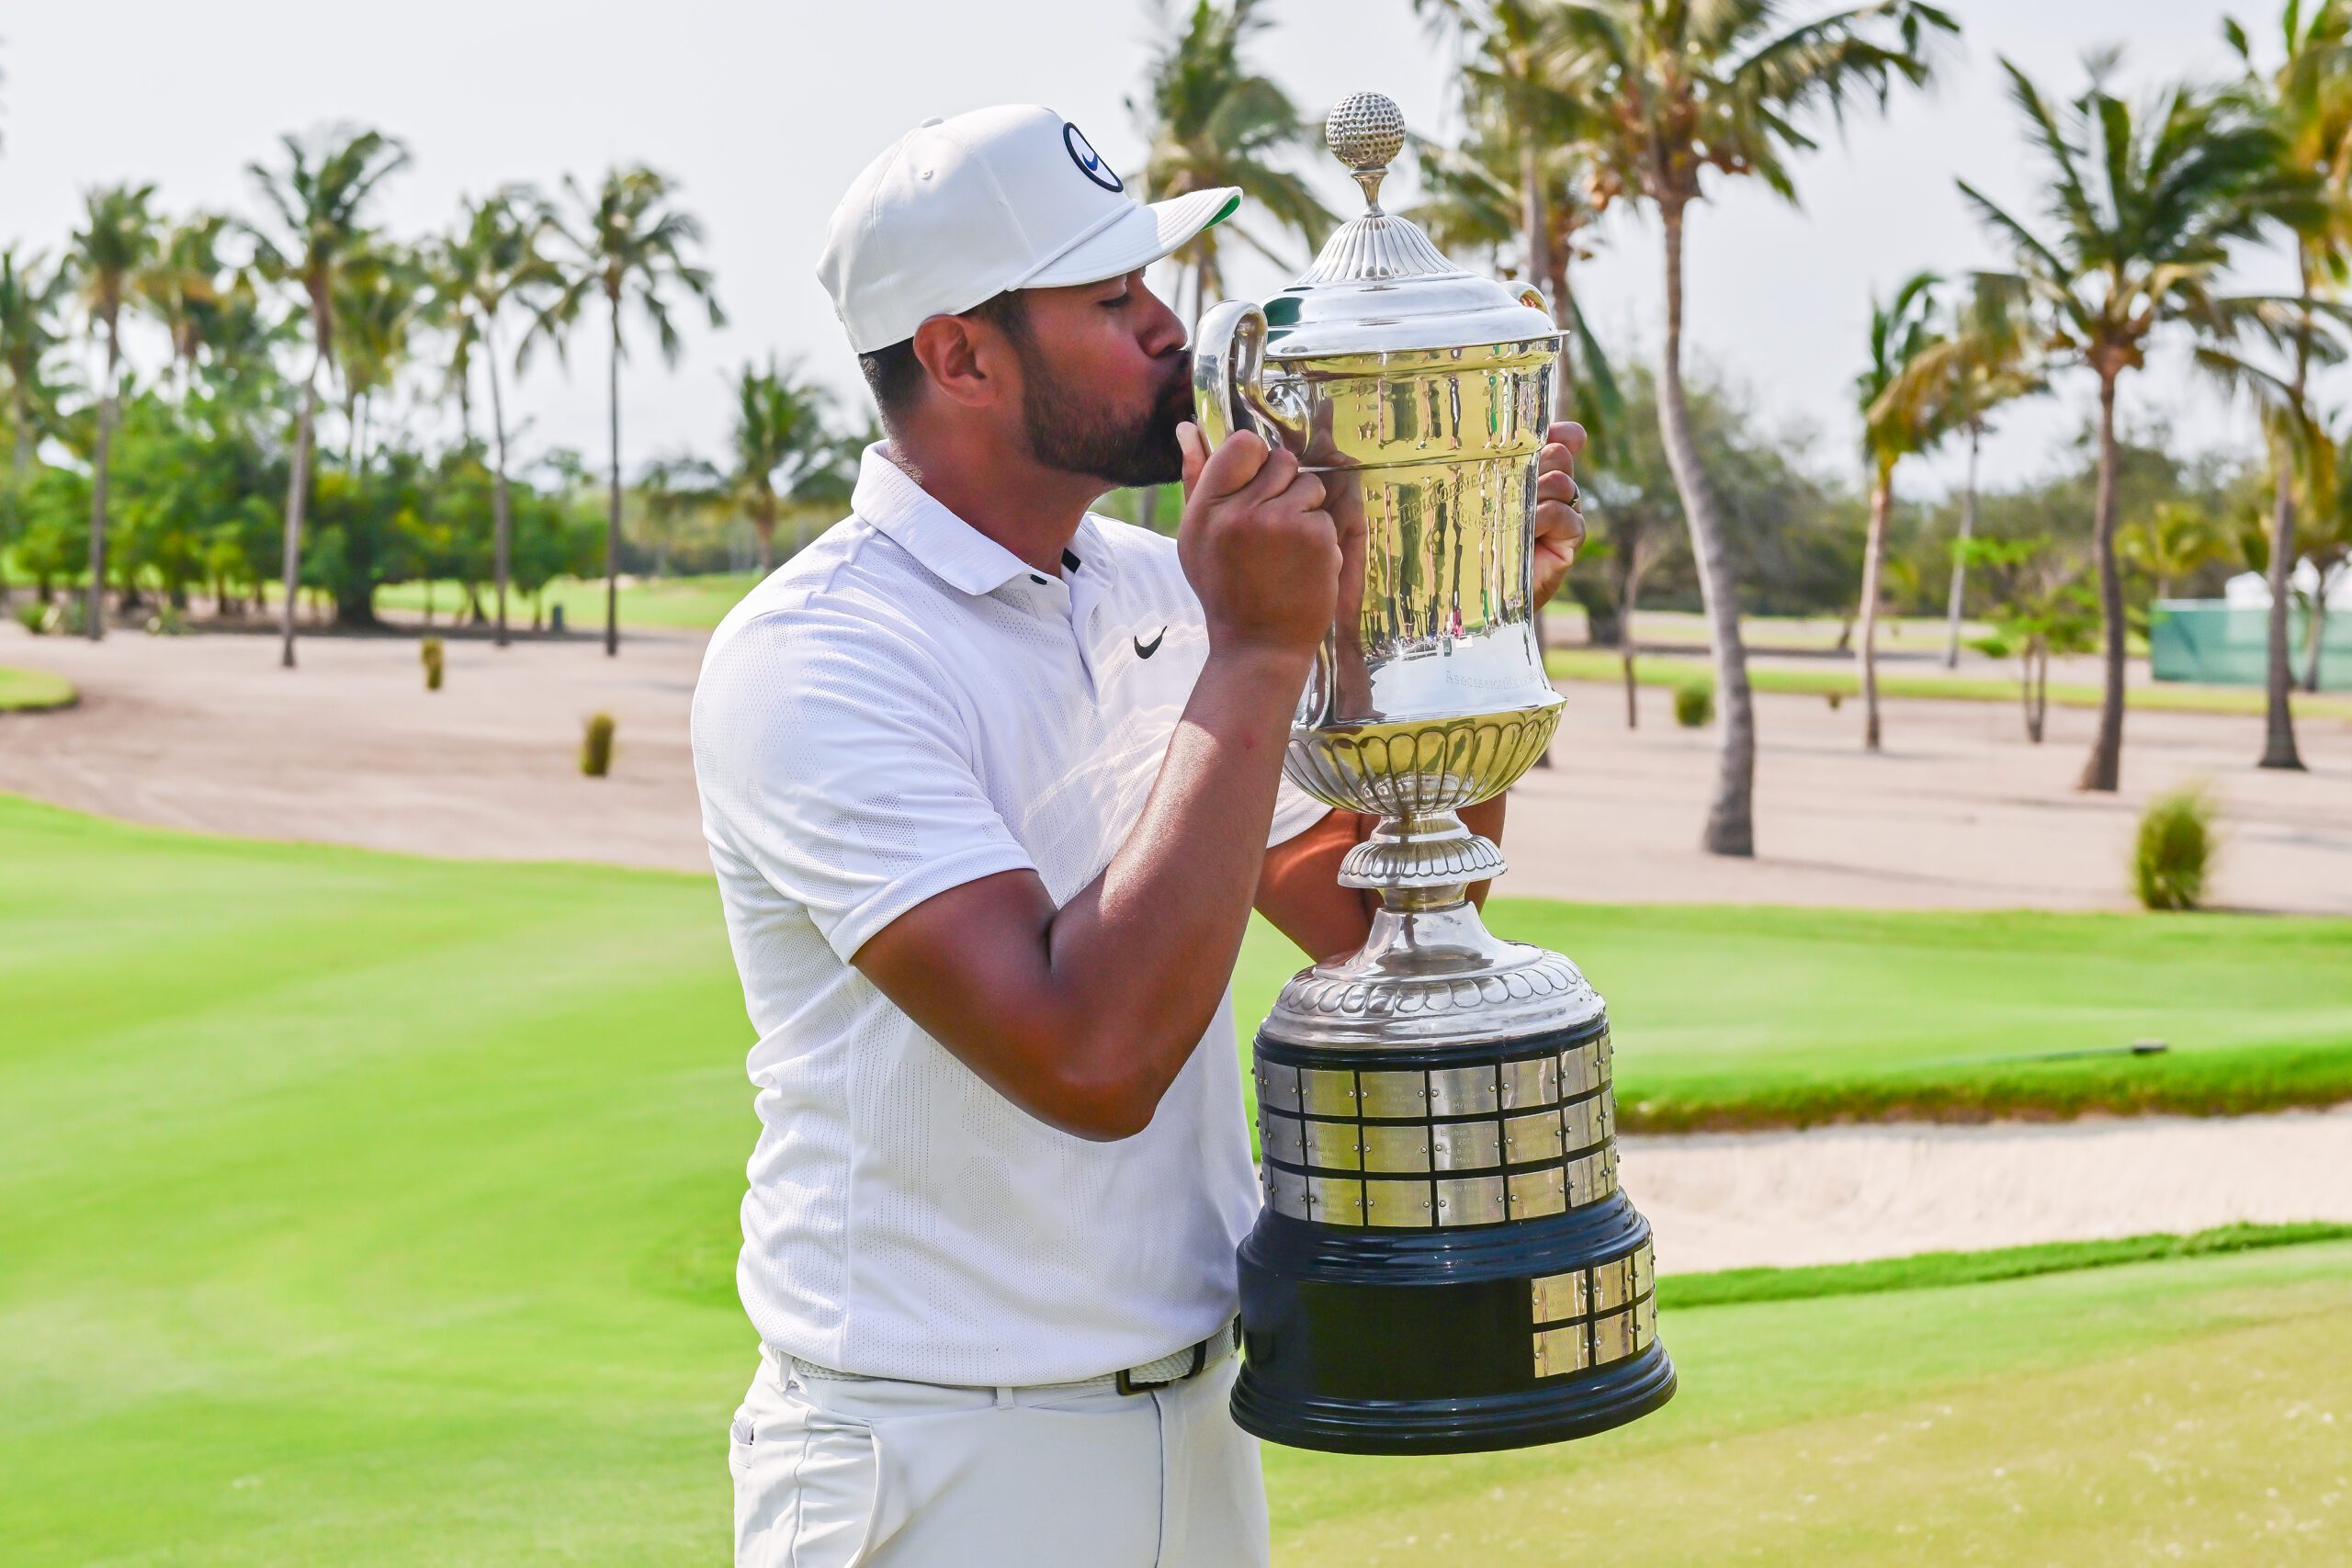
[690,444,1326,1386]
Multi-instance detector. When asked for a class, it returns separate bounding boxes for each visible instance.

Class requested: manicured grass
[1238,899,2352,1129]
[0,665,76,712]
[374,573,762,631]
[1272,1240,2352,1566]
[1549,646,2352,722]
[4,795,2349,1563]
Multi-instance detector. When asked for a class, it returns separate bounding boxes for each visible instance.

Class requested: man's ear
[910,314,1006,412]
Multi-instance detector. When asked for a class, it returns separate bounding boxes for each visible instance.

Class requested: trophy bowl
[1194,91,1674,1455]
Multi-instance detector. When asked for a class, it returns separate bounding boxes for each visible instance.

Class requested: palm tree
[1928,282,2042,667]
[1555,0,1956,854]
[2228,0,2352,767]
[68,183,160,641]
[726,356,851,574]
[2121,499,2231,602]
[0,246,69,474]
[1962,60,2312,790]
[433,187,561,646]
[1414,0,1621,432]
[1853,270,1943,751]
[245,126,411,667]
[1130,0,1331,324]
[333,241,424,476]
[538,166,723,657]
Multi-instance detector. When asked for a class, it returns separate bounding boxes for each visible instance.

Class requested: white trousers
[729,1348,1271,1568]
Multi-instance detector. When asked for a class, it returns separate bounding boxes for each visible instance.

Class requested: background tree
[245,125,411,667]
[2227,0,2352,766]
[1555,0,1957,854]
[433,186,560,645]
[1963,536,2099,742]
[69,182,159,638]
[540,165,723,657]
[2121,498,2231,601]
[332,241,424,479]
[724,357,851,574]
[1854,270,1944,750]
[1962,59,2309,790]
[135,213,233,400]
[0,246,70,605]
[1131,0,1330,323]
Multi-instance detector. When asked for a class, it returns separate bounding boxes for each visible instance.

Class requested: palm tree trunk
[1657,198,1756,856]
[2260,290,2311,768]
[1620,543,1641,730]
[281,298,329,671]
[85,313,123,641]
[605,296,622,659]
[10,381,31,471]
[2306,586,2330,693]
[1860,465,1892,752]
[1944,419,1979,669]
[2077,369,2126,792]
[487,319,514,649]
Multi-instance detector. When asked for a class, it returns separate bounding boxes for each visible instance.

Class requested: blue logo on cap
[1064,123,1124,193]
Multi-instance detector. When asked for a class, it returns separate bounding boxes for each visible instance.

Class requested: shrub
[2133,784,2217,911]
[421,637,445,692]
[40,599,85,637]
[581,712,616,777]
[14,602,47,635]
[1673,678,1713,729]
[144,606,187,637]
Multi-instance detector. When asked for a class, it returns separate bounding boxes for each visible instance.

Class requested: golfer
[690,104,1587,1568]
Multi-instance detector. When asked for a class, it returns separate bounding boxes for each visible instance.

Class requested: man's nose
[1138,284,1188,358]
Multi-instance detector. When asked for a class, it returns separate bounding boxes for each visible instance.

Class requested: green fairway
[374,573,762,631]
[0,665,76,712]
[4,795,2350,1563]
[1548,645,2352,722]
[1238,899,2352,1128]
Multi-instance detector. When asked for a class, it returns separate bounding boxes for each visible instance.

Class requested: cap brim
[1022,186,1241,288]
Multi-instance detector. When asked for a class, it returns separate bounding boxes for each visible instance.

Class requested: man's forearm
[1034,646,1313,1116]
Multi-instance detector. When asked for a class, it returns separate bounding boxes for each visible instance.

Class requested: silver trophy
[1194,91,1673,1453]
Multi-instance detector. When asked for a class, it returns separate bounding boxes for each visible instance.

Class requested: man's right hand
[1174,423,1336,660]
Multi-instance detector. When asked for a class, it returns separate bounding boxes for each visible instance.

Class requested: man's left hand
[1532,421,1588,611]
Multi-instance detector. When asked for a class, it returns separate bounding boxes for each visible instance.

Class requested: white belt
[785,1319,1239,1399]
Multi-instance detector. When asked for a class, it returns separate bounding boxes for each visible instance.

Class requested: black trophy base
[1232,1200,1676,1454]
[1233,1340,1676,1456]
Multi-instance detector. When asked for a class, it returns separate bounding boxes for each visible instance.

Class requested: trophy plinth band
[1198,90,1675,1455]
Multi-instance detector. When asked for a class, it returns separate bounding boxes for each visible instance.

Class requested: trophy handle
[1192,299,1270,450]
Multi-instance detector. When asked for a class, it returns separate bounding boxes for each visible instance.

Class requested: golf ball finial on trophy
[1193,90,1676,1454]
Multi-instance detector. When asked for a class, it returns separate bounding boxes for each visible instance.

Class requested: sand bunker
[1625,1106,2352,1274]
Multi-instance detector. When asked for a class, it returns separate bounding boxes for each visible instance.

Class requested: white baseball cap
[818,104,1240,354]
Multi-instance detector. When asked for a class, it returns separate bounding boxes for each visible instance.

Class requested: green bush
[14,602,47,635]
[143,605,187,637]
[581,712,616,777]
[1673,678,1714,728]
[420,637,445,692]
[2134,784,2217,911]
[40,599,86,637]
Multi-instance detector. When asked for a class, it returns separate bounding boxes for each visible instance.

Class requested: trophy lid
[1260,91,1562,361]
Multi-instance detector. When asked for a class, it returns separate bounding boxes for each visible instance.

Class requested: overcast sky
[0,1,2277,498]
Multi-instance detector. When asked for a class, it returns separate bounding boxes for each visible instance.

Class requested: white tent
[2222,559,2352,609]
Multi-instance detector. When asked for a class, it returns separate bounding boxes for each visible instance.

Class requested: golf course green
[4,794,2348,1563]
[0,665,76,713]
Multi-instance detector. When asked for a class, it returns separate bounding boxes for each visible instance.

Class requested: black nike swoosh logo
[1134,627,1167,660]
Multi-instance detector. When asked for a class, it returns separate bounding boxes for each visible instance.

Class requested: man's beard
[1012,348,1191,489]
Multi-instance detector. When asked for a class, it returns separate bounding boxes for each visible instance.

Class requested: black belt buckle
[1116,1337,1209,1396]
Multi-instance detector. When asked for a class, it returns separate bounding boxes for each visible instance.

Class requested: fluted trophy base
[1236,857,1674,1455]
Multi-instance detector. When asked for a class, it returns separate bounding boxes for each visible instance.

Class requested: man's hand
[1176,422,1335,660]
[1532,420,1589,611]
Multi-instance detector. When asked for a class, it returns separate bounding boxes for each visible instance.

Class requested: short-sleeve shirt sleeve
[692,604,1037,964]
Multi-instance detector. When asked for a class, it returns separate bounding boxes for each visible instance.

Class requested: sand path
[6,622,2349,912]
